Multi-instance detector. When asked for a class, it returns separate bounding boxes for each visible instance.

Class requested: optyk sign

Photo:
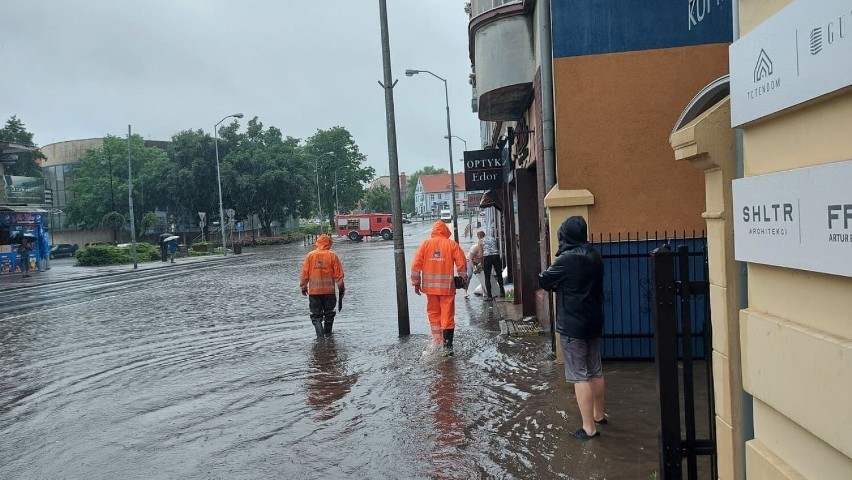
[463,149,504,191]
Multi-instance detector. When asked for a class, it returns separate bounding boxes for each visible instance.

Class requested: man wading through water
[300,234,346,338]
[410,221,467,356]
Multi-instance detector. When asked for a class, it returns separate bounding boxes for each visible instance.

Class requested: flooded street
[1,222,659,479]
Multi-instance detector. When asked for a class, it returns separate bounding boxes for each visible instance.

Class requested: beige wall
[672,98,746,480]
[738,1,852,478]
[41,138,104,166]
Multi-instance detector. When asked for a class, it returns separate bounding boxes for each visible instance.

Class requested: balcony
[468,0,533,121]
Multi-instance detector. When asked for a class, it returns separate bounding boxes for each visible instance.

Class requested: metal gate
[592,232,708,360]
[651,244,716,480]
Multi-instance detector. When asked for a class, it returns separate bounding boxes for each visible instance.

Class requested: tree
[0,115,45,177]
[220,116,312,237]
[362,184,392,213]
[403,166,446,212]
[167,129,221,229]
[65,135,170,235]
[304,126,375,227]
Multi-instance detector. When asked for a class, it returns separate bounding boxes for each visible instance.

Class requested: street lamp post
[444,135,467,151]
[333,167,346,215]
[315,151,334,232]
[214,112,244,256]
[406,68,460,242]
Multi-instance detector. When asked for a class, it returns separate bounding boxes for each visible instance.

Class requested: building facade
[670,0,852,478]
[414,172,466,215]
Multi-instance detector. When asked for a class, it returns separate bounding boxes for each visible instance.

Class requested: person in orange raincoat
[300,234,346,338]
[410,221,468,355]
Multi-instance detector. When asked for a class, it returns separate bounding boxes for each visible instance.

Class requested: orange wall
[553,44,729,235]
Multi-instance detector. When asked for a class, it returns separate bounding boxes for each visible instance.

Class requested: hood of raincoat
[431,220,451,239]
[556,216,589,256]
[315,234,333,250]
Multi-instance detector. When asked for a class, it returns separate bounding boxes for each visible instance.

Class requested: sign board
[462,149,504,191]
[198,212,206,226]
[732,159,852,278]
[729,0,852,127]
[0,175,44,204]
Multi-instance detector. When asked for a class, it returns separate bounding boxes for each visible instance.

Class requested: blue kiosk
[0,206,48,276]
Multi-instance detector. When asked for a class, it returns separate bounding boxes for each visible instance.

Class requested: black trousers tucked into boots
[309,294,337,337]
[442,328,455,356]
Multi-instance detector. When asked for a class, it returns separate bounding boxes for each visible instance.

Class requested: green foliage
[101,211,125,229]
[304,126,375,227]
[65,135,170,234]
[191,241,210,252]
[403,166,447,212]
[298,223,322,235]
[0,115,45,177]
[362,184,392,213]
[220,117,312,238]
[75,243,159,266]
[140,212,158,233]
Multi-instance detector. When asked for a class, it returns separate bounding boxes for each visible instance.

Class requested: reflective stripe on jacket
[300,234,345,295]
[410,221,467,296]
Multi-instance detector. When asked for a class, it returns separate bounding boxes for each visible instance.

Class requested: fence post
[651,244,682,479]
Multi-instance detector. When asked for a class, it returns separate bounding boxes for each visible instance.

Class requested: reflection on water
[306,339,357,421]
[429,359,465,479]
[0,237,662,479]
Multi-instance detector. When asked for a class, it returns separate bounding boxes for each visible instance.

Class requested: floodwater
[0,221,660,479]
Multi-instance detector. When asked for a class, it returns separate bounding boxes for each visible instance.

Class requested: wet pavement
[0,223,661,479]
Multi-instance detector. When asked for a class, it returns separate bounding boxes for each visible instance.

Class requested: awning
[0,206,49,213]
[479,189,503,211]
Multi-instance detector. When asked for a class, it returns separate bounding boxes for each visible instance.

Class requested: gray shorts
[561,336,603,383]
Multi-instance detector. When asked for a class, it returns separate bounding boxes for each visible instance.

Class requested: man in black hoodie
[538,216,605,440]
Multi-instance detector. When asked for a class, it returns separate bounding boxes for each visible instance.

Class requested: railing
[469,0,522,18]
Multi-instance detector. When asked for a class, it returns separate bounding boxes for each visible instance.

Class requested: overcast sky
[1,0,480,177]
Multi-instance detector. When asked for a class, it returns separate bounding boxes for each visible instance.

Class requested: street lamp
[406,68,460,242]
[315,151,335,232]
[214,112,244,256]
[333,167,346,215]
[444,135,467,151]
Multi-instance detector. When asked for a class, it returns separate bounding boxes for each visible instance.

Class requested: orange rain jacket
[300,234,345,295]
[410,221,467,296]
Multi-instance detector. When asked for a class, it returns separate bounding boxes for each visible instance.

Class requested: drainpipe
[539,0,556,191]
[732,1,754,477]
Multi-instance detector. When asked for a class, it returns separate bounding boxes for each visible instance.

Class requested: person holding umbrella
[168,237,178,263]
[17,234,34,278]
[158,233,170,262]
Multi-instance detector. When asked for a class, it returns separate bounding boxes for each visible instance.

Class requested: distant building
[369,172,407,198]
[414,172,467,215]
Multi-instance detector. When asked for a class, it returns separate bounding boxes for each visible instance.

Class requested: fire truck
[334,213,394,241]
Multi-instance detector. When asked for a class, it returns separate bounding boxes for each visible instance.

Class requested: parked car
[440,209,453,223]
[50,243,78,259]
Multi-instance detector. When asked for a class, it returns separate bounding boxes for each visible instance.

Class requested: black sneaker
[573,428,600,440]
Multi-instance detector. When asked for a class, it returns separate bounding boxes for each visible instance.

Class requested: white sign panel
[733,159,852,278]
[729,0,852,127]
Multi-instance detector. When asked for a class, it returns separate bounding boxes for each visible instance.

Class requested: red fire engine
[334,213,394,241]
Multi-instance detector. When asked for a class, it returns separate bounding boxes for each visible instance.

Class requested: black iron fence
[591,231,708,360]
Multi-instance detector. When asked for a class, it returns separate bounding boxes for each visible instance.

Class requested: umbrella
[164,235,180,243]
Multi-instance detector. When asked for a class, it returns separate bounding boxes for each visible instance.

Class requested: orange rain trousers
[426,294,455,344]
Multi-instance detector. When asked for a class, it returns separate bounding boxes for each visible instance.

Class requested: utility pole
[378,0,410,335]
[127,125,137,269]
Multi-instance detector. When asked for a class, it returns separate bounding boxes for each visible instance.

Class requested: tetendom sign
[463,149,504,191]
[732,159,852,278]
[729,0,852,127]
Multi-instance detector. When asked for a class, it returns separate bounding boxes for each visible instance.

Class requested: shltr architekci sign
[732,159,852,278]
[462,149,503,191]
[729,0,852,127]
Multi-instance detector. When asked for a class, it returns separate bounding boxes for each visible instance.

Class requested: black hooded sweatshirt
[537,216,604,339]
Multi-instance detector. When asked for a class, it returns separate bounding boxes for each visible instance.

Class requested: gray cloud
[0,0,480,177]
